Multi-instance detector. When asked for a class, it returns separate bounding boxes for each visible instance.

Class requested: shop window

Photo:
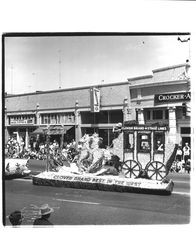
[165,109,169,119]
[81,112,95,124]
[124,132,134,152]
[181,127,191,134]
[154,132,164,152]
[153,110,163,120]
[146,110,151,120]
[95,111,108,123]
[137,132,151,152]
[109,110,123,123]
[41,114,50,124]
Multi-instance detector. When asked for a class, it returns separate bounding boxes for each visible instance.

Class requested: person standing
[183,142,191,168]
[9,210,23,226]
[33,204,54,226]
[176,146,183,162]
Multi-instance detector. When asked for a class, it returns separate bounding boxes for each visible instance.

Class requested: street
[3,162,190,225]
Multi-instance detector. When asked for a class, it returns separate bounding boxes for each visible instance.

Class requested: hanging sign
[90,88,100,112]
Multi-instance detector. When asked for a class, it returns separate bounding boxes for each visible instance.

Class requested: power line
[177,36,191,62]
[177,37,190,43]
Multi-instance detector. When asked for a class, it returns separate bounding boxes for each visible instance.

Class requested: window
[165,109,169,119]
[153,110,163,120]
[146,110,151,120]
[95,111,108,123]
[109,110,123,123]
[81,110,123,125]
[181,127,191,134]
[124,132,134,152]
[137,132,151,152]
[154,132,165,153]
[41,113,74,124]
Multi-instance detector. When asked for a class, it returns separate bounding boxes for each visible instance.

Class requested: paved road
[3,170,190,225]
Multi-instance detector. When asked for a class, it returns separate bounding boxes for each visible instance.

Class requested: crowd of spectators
[170,142,191,173]
[5,136,78,163]
[5,136,191,174]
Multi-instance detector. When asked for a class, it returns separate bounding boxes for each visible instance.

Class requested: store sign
[186,103,191,117]
[90,87,100,112]
[154,92,191,104]
[10,119,34,125]
[123,125,167,131]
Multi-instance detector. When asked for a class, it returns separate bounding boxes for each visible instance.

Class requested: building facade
[4,62,191,149]
[128,62,191,147]
[5,81,130,148]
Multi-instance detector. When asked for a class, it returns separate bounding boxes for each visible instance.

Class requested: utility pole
[58,49,62,89]
[28,84,32,92]
[11,64,13,94]
[32,72,36,91]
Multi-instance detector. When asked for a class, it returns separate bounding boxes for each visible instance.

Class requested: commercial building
[4,81,129,148]
[128,62,191,147]
[4,62,191,149]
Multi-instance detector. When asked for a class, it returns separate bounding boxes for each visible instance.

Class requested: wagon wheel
[121,160,142,178]
[145,161,167,181]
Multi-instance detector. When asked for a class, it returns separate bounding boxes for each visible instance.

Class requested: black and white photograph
[2,33,191,226]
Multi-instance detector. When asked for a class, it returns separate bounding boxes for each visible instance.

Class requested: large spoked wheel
[145,161,167,181]
[121,160,142,178]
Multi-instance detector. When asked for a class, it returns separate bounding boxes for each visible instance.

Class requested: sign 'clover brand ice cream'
[154,92,191,104]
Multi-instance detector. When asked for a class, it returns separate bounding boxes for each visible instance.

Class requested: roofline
[127,62,190,82]
[129,79,188,89]
[5,80,128,98]
[127,74,153,81]
[152,63,190,73]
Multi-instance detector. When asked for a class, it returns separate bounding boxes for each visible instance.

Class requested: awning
[32,127,47,134]
[32,125,73,135]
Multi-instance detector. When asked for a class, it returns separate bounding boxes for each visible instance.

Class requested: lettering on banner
[107,179,113,184]
[92,178,106,184]
[52,174,143,188]
[125,181,141,187]
[114,180,125,186]
[54,175,74,181]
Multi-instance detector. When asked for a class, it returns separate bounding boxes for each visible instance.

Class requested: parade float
[5,158,31,179]
[32,122,174,195]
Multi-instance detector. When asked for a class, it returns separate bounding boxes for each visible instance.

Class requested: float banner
[90,88,100,112]
[34,171,173,191]
[154,92,191,104]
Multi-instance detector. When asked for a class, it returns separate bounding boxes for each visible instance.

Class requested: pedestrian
[183,142,191,164]
[176,146,182,162]
[9,210,23,226]
[33,204,54,226]
[183,142,191,171]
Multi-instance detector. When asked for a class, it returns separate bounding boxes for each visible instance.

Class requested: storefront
[80,109,123,146]
[5,81,129,147]
[128,62,191,147]
[5,62,190,149]
[5,114,37,149]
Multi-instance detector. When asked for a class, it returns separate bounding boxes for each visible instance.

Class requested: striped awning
[32,125,73,135]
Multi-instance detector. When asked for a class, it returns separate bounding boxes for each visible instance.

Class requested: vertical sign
[90,88,100,112]
[186,103,191,117]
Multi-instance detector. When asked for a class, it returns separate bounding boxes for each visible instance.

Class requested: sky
[5,34,190,94]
